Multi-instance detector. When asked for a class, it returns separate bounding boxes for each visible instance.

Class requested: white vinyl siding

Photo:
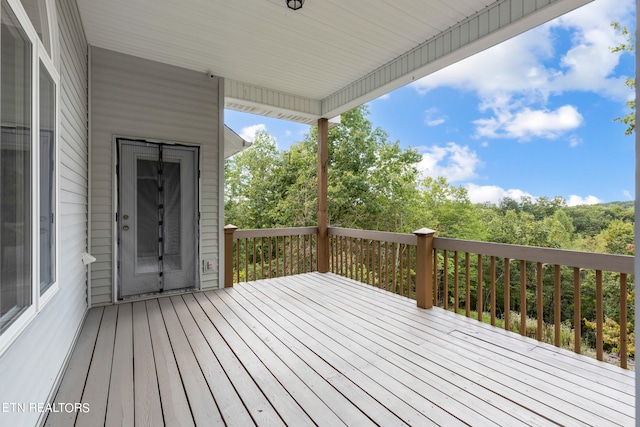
[0,0,88,425]
[90,47,220,305]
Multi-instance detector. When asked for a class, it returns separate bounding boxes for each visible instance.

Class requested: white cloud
[465,183,534,205]
[465,185,604,206]
[377,93,391,101]
[417,143,482,182]
[240,124,267,142]
[474,105,583,140]
[567,195,603,206]
[480,141,489,148]
[568,135,582,148]
[410,0,634,140]
[424,107,447,127]
[623,190,633,200]
[284,129,292,137]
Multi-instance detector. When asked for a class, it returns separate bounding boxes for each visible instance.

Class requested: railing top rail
[434,237,634,275]
[328,227,417,246]
[234,226,318,239]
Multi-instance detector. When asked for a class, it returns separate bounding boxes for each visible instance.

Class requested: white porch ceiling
[77,0,592,124]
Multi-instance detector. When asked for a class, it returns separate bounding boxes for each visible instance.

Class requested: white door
[117,139,199,299]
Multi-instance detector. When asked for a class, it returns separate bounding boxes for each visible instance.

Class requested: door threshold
[118,286,198,303]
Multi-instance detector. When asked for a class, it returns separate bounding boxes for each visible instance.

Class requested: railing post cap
[224,224,238,231]
[414,228,436,236]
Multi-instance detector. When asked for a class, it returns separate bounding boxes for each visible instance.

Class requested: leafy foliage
[611,21,635,136]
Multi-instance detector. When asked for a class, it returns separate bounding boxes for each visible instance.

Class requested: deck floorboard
[47,273,635,426]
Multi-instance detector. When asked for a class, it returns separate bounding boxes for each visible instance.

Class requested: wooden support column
[317,118,329,273]
[414,228,436,309]
[224,224,238,287]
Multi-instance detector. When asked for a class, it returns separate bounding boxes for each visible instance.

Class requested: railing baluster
[465,252,470,318]
[275,237,279,278]
[454,251,459,314]
[620,273,628,369]
[268,237,273,279]
[573,267,580,354]
[504,258,510,332]
[289,235,293,275]
[340,236,344,277]
[261,237,265,279]
[443,250,448,310]
[236,239,240,284]
[378,240,382,288]
[477,254,483,322]
[253,237,257,281]
[311,234,315,271]
[520,260,526,337]
[245,238,249,282]
[297,234,301,274]
[434,248,438,306]
[384,241,389,291]
[302,235,312,273]
[490,256,496,326]
[392,243,397,294]
[283,236,287,276]
[596,269,603,361]
[367,239,371,284]
[347,236,350,277]
[554,265,561,347]
[399,244,404,297]
[333,236,340,274]
[353,238,357,281]
[407,245,412,299]
[360,239,365,283]
[536,262,543,341]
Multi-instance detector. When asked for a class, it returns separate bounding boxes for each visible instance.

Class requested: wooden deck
[46,272,635,426]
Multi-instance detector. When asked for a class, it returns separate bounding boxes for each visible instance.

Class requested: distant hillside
[599,201,634,210]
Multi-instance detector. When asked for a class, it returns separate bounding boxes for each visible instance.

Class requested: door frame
[112,136,201,302]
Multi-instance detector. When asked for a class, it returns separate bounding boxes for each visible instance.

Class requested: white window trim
[37,44,60,310]
[0,0,61,356]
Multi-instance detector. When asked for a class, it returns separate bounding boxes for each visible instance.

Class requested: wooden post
[414,228,436,309]
[224,225,238,287]
[317,118,329,273]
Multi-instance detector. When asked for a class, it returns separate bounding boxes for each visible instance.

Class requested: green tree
[602,219,635,255]
[224,130,280,228]
[417,177,484,239]
[611,21,635,135]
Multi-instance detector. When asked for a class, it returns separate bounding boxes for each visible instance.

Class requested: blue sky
[224,0,636,206]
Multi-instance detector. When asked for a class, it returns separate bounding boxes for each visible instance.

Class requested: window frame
[37,50,59,309]
[0,0,60,355]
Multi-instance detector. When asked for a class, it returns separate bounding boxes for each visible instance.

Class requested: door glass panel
[1,0,32,333]
[119,140,199,298]
[39,60,55,294]
[136,159,159,274]
[163,161,181,271]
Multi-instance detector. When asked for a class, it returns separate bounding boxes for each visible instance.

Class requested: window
[19,0,49,55]
[0,0,59,352]
[39,60,55,295]
[0,0,33,335]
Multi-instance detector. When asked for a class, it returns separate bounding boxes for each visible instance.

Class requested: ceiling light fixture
[286,0,304,11]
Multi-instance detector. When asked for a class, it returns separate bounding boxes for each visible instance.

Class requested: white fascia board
[224,125,251,158]
[320,0,593,119]
[225,78,322,124]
